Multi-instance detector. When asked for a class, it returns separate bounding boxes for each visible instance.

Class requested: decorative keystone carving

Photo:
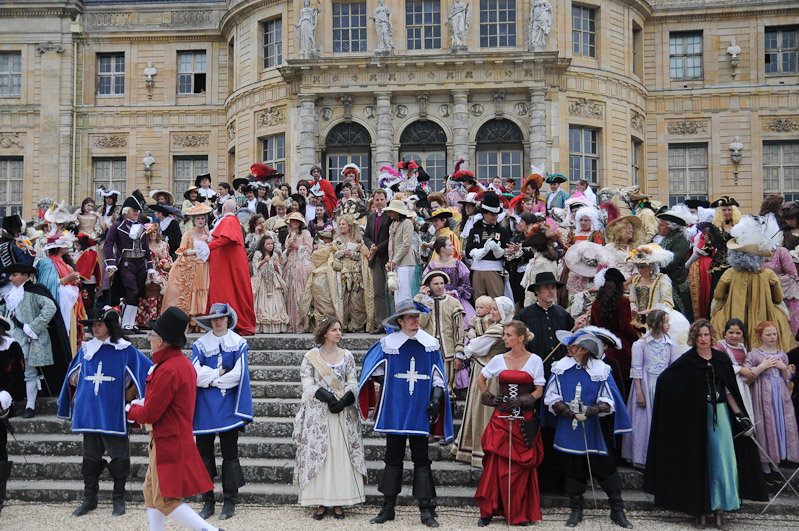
[341,95,354,121]
[173,134,209,148]
[470,104,484,117]
[667,121,708,135]
[257,107,286,128]
[227,122,236,141]
[492,91,505,118]
[631,112,644,134]
[416,92,429,120]
[36,42,65,54]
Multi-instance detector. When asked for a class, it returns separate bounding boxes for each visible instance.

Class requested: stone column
[529,87,548,172]
[297,93,317,177]
[452,89,469,168]
[374,91,393,184]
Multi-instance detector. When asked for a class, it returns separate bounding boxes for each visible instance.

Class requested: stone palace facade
[1,0,798,217]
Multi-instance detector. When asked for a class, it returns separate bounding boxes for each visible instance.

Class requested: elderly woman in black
[645,319,766,530]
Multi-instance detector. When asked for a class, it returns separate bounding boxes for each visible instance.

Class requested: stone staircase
[5,333,799,514]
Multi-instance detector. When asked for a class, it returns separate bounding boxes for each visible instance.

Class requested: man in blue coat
[359,299,453,528]
[57,309,152,517]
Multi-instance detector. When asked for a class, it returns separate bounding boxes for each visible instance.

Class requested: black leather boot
[198,491,215,519]
[370,464,403,524]
[0,461,12,514]
[218,458,245,520]
[219,490,237,520]
[73,459,104,517]
[414,465,439,528]
[565,495,584,527]
[107,458,130,516]
[600,474,632,529]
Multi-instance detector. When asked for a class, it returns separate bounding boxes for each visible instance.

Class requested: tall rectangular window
[261,134,286,175]
[669,32,703,80]
[406,0,441,50]
[479,0,516,48]
[631,139,642,186]
[668,144,708,206]
[476,150,522,183]
[569,126,599,186]
[97,53,125,96]
[174,157,209,198]
[93,158,127,197]
[178,51,207,95]
[0,52,22,97]
[765,27,798,75]
[572,6,596,58]
[0,158,23,217]
[263,18,283,68]
[632,26,642,76]
[333,2,368,53]
[763,142,799,201]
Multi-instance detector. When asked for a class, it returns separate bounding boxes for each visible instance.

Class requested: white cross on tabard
[85,361,116,396]
[393,356,430,396]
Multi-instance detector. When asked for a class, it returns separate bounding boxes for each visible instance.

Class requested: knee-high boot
[107,458,130,517]
[73,459,105,517]
[219,458,245,520]
[413,465,439,528]
[198,455,217,519]
[565,476,585,528]
[370,464,402,524]
[600,474,633,529]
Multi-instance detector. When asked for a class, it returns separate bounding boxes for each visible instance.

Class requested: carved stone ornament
[416,92,429,120]
[36,42,65,54]
[257,107,286,128]
[492,91,505,118]
[667,121,708,135]
[227,122,236,141]
[631,111,644,134]
[439,104,451,117]
[396,105,408,119]
[92,135,127,148]
[762,118,799,133]
[363,106,376,120]
[470,104,484,117]
[568,99,603,120]
[0,133,24,149]
[514,103,528,116]
[341,95,354,121]
[173,134,209,148]
[320,107,333,121]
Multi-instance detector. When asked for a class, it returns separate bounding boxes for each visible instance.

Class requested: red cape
[76,249,101,282]
[311,178,337,216]
[127,346,213,498]
[207,214,256,335]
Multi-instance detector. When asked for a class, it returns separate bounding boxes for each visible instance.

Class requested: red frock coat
[206,214,256,335]
[127,346,213,498]
[311,178,337,216]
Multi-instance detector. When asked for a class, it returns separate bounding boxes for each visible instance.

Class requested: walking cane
[498,412,524,526]
[541,315,588,366]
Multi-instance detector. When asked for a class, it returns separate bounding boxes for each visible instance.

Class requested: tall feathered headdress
[727,215,779,257]
[580,326,622,350]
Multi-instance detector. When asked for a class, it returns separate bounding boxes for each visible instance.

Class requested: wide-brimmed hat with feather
[727,215,779,257]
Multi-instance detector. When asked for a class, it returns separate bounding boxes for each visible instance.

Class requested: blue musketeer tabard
[541,356,631,455]
[191,329,254,434]
[57,337,153,436]
[358,329,454,441]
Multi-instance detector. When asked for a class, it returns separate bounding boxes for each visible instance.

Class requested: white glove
[106,265,118,273]
[22,323,38,341]
[125,397,144,412]
[489,240,505,258]
[469,246,489,261]
[147,268,157,275]
[0,390,12,410]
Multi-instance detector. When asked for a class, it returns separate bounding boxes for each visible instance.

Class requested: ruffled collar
[198,188,217,198]
[380,330,439,355]
[82,336,132,361]
[195,329,245,356]
[1,283,25,312]
[551,356,610,382]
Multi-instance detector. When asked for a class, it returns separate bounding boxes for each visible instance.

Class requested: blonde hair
[606,219,644,248]
[475,295,494,309]
[713,205,742,228]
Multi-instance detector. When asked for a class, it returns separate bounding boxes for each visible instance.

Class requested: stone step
[7,480,799,515]
[128,333,377,352]
[247,349,369,366]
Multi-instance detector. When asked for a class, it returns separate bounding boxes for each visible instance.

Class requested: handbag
[387,270,400,292]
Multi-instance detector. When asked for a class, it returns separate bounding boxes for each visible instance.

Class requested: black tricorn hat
[148,306,189,348]
[195,173,212,187]
[2,263,36,277]
[684,199,710,209]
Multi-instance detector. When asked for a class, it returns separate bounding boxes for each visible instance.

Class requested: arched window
[324,122,372,188]
[475,119,524,192]
[399,121,448,192]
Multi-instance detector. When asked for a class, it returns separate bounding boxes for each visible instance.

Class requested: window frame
[631,139,642,187]
[261,134,286,175]
[763,141,799,202]
[669,31,704,81]
[92,157,128,198]
[406,0,442,51]
[332,2,368,54]
[479,0,517,49]
[667,143,708,206]
[96,52,125,97]
[632,24,642,77]
[177,50,207,95]
[0,51,22,97]
[568,126,600,188]
[263,17,283,69]
[0,157,23,217]
[765,26,798,75]
[572,5,596,58]
[174,156,209,199]
[476,148,523,189]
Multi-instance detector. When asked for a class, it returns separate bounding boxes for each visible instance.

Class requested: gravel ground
[2,502,798,530]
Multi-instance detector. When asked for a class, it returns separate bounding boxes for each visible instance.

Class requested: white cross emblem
[85,361,116,396]
[393,356,430,396]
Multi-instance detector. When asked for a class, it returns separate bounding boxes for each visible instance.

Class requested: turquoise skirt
[706,402,740,512]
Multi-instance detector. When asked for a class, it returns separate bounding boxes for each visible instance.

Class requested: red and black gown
[474,370,543,524]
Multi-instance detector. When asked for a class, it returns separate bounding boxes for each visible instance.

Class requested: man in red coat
[309,163,337,216]
[127,307,223,531]
[197,199,256,336]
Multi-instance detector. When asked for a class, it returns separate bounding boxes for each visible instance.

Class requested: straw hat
[284,211,307,227]
[383,199,415,218]
[563,241,614,278]
[185,203,212,217]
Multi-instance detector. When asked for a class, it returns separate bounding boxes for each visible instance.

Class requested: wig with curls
[574,206,603,233]
[334,212,363,243]
[687,319,718,348]
[712,204,742,228]
[426,192,448,208]
[727,249,765,272]
[605,219,644,248]
[760,194,784,217]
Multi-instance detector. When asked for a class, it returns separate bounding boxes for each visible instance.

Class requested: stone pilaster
[529,87,548,172]
[452,89,469,169]
[298,94,317,177]
[374,91,393,183]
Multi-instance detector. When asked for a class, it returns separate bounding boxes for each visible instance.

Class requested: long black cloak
[644,348,767,516]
